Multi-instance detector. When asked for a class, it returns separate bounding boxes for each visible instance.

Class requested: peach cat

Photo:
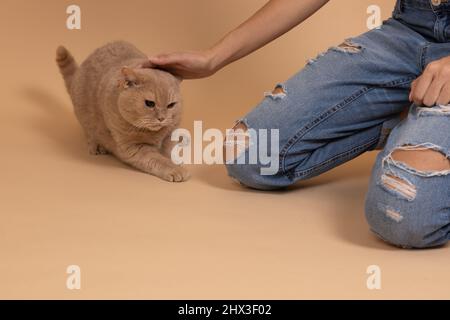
[56,41,189,182]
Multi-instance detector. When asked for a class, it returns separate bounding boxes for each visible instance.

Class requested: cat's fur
[56,41,189,182]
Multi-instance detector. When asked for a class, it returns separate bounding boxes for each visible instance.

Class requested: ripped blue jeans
[225,0,450,248]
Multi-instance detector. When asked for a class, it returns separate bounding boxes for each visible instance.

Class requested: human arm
[145,0,330,79]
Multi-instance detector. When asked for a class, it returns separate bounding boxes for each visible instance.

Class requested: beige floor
[1,0,449,299]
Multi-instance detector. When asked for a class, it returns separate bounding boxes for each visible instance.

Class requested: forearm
[209,0,330,70]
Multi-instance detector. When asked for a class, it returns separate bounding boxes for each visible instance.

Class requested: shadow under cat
[20,86,126,170]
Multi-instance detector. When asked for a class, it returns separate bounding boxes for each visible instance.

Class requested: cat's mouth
[147,124,164,131]
[129,118,172,132]
[132,122,167,132]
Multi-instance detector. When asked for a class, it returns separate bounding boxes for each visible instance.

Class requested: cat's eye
[145,100,156,108]
[167,102,177,109]
[125,80,135,87]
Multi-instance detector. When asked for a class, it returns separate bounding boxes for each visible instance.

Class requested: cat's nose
[157,116,165,122]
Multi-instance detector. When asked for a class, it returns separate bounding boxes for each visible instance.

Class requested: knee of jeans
[225,162,279,190]
[364,138,450,248]
[365,204,441,249]
[223,119,289,190]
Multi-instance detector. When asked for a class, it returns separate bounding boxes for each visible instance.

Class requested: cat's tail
[56,46,78,91]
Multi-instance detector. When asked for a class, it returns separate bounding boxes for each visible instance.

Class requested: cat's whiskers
[132,118,171,132]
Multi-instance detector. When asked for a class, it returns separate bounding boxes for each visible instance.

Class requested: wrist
[205,43,230,73]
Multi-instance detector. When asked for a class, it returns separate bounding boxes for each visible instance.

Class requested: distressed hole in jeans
[417,104,450,117]
[224,121,249,163]
[264,83,287,100]
[381,173,417,201]
[385,207,404,223]
[332,39,363,53]
[306,51,326,65]
[391,145,450,173]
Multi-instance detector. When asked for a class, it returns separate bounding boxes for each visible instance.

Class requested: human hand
[143,49,219,79]
[409,56,450,107]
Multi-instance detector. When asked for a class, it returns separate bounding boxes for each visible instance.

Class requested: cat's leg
[96,144,110,155]
[161,134,181,159]
[72,102,109,156]
[86,135,109,155]
[118,144,190,182]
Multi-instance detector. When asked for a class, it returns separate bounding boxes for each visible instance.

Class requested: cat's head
[116,66,182,131]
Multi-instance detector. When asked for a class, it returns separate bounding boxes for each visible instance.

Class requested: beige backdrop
[1,0,449,299]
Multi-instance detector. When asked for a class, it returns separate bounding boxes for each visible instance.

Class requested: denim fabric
[225,0,450,248]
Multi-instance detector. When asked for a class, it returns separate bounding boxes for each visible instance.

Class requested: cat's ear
[118,67,141,89]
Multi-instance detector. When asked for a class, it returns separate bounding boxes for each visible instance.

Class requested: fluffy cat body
[56,41,189,182]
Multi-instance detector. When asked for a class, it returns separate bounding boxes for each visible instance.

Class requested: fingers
[422,76,444,106]
[409,58,450,107]
[148,53,180,66]
[408,79,416,102]
[409,72,433,106]
[140,60,157,68]
[140,54,174,69]
[142,53,183,76]
[147,55,166,65]
[436,83,450,106]
[141,50,213,79]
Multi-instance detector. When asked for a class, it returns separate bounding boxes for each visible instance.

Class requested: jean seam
[287,135,379,179]
[375,76,416,88]
[279,76,414,174]
[395,0,403,14]
[420,43,430,70]
[279,86,373,174]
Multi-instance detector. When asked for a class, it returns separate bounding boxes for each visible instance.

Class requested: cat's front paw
[88,143,109,155]
[160,166,190,183]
